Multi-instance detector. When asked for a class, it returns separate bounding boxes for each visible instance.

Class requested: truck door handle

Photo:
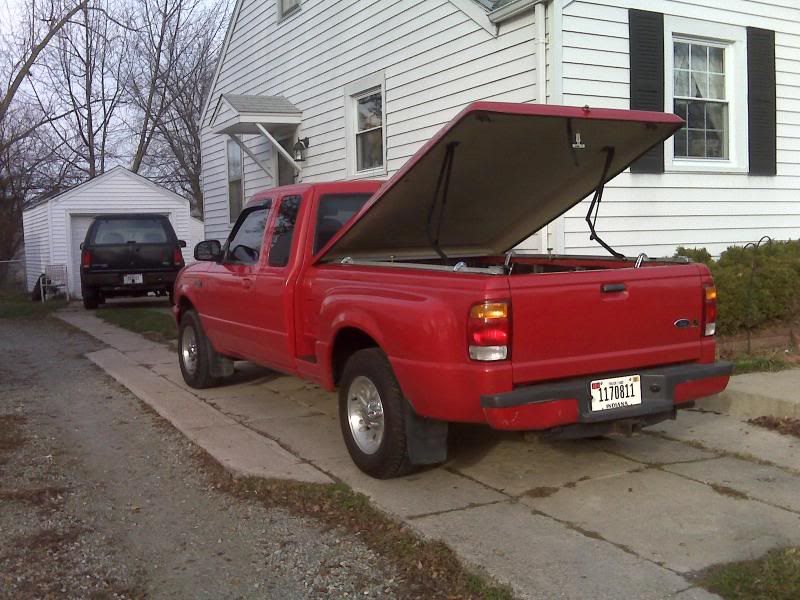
[242,278,253,289]
[601,283,626,294]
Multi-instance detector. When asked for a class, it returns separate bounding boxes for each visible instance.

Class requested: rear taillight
[468,301,510,361]
[703,284,717,336]
[173,247,185,267]
[81,249,92,269]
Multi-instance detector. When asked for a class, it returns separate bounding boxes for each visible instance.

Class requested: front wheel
[178,310,220,389]
[338,348,415,479]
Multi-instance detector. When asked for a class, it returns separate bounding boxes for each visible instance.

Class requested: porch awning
[212,94,304,176]
[212,94,302,137]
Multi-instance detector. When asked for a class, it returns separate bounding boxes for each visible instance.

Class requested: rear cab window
[313,193,371,254]
[91,217,173,245]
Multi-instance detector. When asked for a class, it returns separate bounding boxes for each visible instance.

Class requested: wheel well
[177,297,195,322]
[331,328,379,385]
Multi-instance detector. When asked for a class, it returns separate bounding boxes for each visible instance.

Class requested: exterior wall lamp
[293,137,310,162]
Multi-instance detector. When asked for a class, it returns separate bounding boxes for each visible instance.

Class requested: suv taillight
[468,301,510,361]
[81,249,92,269]
[703,284,717,336]
[173,247,185,267]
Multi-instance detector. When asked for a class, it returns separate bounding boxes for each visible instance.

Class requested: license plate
[123,274,143,285]
[590,375,642,412]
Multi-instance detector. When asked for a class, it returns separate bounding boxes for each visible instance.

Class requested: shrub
[675,241,800,335]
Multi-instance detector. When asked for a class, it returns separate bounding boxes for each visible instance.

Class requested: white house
[22,166,203,298]
[200,0,800,258]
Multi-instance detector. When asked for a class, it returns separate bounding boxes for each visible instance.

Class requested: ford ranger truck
[174,102,733,479]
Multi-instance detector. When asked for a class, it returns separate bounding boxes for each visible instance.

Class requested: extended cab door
[248,193,305,370]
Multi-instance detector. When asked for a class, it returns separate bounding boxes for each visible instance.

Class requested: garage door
[70,216,95,298]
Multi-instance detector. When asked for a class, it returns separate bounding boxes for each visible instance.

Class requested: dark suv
[80,214,186,309]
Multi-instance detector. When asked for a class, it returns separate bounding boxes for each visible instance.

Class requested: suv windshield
[92,218,170,245]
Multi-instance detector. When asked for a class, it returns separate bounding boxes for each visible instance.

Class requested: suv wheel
[82,287,99,310]
[338,348,415,479]
[178,310,220,389]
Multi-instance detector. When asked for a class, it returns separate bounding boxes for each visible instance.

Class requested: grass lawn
[699,547,800,600]
[96,306,177,344]
[0,288,67,319]
[732,352,794,374]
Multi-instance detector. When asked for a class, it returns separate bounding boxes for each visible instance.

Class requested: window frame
[663,17,748,174]
[277,0,300,21]
[226,138,245,224]
[266,194,303,269]
[344,72,387,179]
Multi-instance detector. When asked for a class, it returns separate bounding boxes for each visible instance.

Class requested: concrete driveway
[59,310,800,600]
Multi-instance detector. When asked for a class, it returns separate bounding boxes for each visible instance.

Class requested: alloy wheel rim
[347,376,385,455]
[181,326,199,376]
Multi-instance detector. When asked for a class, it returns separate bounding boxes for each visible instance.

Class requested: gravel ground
[0,317,403,599]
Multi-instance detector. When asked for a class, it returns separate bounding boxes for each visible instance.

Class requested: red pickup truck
[174,102,732,479]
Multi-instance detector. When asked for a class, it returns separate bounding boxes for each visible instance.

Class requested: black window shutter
[629,9,665,174]
[747,27,777,176]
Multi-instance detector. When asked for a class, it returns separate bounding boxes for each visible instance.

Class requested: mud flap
[405,405,448,465]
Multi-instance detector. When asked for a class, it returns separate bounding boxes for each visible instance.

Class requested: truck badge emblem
[674,319,691,329]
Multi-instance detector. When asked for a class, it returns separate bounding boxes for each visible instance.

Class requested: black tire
[178,310,220,389]
[82,287,98,310]
[338,348,415,479]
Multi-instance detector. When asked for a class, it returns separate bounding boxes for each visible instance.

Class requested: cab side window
[268,195,302,267]
[226,203,271,265]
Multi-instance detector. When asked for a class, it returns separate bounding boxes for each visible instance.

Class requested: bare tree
[32,0,129,179]
[134,0,226,214]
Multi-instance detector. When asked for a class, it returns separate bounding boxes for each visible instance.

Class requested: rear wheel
[82,287,98,310]
[338,348,415,479]
[179,310,220,389]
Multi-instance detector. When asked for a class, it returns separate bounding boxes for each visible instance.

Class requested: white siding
[21,202,50,291]
[202,0,539,241]
[557,0,800,257]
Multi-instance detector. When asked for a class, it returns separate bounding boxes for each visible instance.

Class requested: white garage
[22,167,203,299]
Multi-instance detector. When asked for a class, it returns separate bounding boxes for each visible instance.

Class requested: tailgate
[90,243,176,271]
[510,265,704,384]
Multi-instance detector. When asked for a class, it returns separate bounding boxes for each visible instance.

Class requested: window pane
[687,101,705,129]
[709,46,724,74]
[706,130,725,158]
[228,207,270,264]
[708,74,725,100]
[229,180,243,222]
[92,218,169,245]
[357,93,382,132]
[674,70,690,97]
[227,140,242,180]
[269,195,302,267]
[674,42,690,70]
[314,193,372,253]
[690,71,708,98]
[356,129,383,171]
[688,129,706,157]
[706,103,726,130]
[674,99,688,121]
[674,129,688,157]
[690,44,707,72]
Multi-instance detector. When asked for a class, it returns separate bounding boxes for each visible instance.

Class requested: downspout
[535,1,549,252]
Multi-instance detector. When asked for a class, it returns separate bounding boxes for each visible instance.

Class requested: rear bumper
[480,361,734,433]
[81,270,178,294]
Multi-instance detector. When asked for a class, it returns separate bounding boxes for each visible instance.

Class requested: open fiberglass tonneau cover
[319,102,684,262]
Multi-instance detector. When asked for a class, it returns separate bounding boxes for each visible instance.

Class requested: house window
[345,72,386,177]
[278,0,300,19]
[672,41,728,160]
[227,139,244,222]
[663,17,748,173]
[355,91,384,172]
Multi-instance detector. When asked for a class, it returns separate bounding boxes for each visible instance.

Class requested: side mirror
[79,242,84,250]
[194,240,222,262]
[178,240,187,248]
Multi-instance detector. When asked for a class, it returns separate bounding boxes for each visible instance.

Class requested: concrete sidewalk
[57,309,800,600]
[699,369,800,419]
